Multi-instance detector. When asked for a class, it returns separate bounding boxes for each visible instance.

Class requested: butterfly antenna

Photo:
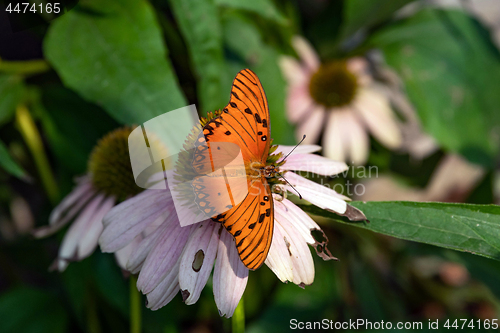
[279,135,306,163]
[276,171,302,200]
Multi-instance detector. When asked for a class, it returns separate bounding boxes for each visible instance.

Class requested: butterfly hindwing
[213,178,273,270]
[192,167,249,220]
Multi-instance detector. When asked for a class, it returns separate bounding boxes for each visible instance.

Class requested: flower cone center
[88,127,142,200]
[309,61,358,108]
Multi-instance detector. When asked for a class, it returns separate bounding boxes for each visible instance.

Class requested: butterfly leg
[273,186,287,202]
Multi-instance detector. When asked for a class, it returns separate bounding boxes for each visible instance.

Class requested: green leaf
[222,14,295,145]
[370,9,500,166]
[44,0,187,125]
[0,139,26,178]
[302,201,500,261]
[0,287,68,333]
[341,0,415,39]
[0,74,24,125]
[169,0,229,113]
[215,0,286,24]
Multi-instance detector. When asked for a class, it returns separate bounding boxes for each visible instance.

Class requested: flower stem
[86,291,101,333]
[15,104,59,204]
[232,298,245,333]
[130,275,142,333]
[0,58,50,75]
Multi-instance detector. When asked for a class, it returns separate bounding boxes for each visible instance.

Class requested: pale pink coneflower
[33,127,143,271]
[99,144,363,318]
[280,36,403,165]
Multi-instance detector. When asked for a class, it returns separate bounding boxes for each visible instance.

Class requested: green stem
[0,58,50,75]
[232,297,245,333]
[130,275,142,333]
[86,291,102,333]
[15,105,59,204]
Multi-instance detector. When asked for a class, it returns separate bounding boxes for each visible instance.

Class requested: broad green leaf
[302,201,500,261]
[44,0,186,125]
[169,0,228,113]
[0,139,26,178]
[0,287,68,333]
[222,14,295,145]
[0,74,24,125]
[341,0,415,39]
[370,9,500,166]
[215,0,286,24]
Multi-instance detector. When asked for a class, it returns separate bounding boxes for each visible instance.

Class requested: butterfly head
[263,164,279,178]
[262,136,308,200]
[248,161,280,180]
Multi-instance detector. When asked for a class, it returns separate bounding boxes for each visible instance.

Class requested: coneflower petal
[275,214,315,286]
[57,193,106,271]
[146,257,182,311]
[281,154,348,176]
[78,195,116,259]
[100,189,171,252]
[137,214,192,294]
[213,229,249,318]
[178,221,220,305]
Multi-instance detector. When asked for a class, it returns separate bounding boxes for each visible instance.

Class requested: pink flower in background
[99,144,352,317]
[34,128,142,271]
[280,36,403,164]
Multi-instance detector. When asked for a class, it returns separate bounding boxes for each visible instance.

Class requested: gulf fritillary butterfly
[191,69,277,270]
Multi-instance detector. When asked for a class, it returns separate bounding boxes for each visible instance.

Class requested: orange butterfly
[192,69,276,270]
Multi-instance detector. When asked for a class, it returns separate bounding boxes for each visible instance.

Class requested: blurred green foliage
[371,9,500,167]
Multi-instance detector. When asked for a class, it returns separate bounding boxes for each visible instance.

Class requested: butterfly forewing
[200,69,271,163]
